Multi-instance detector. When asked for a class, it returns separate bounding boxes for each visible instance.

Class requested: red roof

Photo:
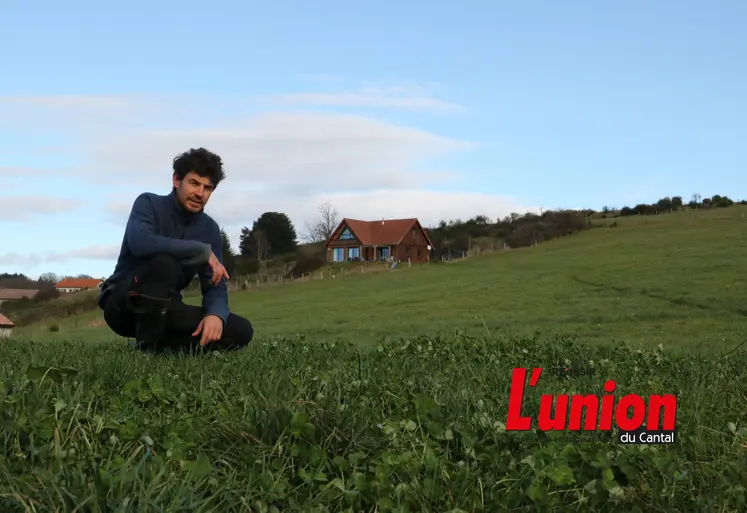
[0,313,14,328]
[55,278,102,289]
[327,217,434,247]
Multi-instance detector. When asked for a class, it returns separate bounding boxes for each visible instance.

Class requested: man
[98,147,254,354]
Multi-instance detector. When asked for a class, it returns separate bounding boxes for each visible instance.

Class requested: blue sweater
[99,189,230,323]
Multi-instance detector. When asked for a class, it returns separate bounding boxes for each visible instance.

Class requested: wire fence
[183,244,516,294]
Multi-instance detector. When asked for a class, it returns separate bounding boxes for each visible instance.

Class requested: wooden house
[324,217,434,263]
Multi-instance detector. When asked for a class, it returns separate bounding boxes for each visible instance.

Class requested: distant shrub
[288,253,325,277]
[503,210,589,248]
[34,288,60,302]
[287,244,326,277]
[6,291,99,327]
[280,252,297,263]
[428,209,592,256]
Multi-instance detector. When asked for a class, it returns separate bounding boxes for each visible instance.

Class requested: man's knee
[103,299,135,339]
[146,254,182,275]
[226,314,254,347]
[133,254,184,298]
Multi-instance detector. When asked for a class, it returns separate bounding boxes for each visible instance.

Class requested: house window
[417,248,422,258]
[348,247,360,260]
[333,248,344,261]
[339,228,354,240]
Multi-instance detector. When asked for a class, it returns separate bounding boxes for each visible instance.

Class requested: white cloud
[0,95,133,110]
[0,252,42,267]
[0,95,150,134]
[0,166,40,178]
[56,244,122,261]
[0,195,85,221]
[80,111,470,194]
[297,73,345,84]
[0,83,537,271]
[0,244,121,268]
[272,83,465,113]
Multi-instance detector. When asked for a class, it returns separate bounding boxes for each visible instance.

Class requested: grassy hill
[2,205,747,511]
[14,204,747,352]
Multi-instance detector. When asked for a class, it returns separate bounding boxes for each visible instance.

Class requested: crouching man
[98,147,254,354]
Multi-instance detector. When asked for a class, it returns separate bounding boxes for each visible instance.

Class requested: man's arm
[199,222,230,324]
[125,193,212,264]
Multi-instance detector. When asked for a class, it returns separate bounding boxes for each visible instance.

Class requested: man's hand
[207,251,230,285]
[193,314,224,346]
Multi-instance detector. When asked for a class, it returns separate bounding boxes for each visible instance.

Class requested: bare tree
[253,229,270,283]
[37,272,59,287]
[302,201,339,243]
[254,229,270,261]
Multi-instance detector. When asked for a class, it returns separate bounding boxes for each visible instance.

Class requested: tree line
[0,272,96,300]
[424,209,592,259]
[600,193,741,217]
[3,192,743,297]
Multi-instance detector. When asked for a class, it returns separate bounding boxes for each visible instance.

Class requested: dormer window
[339,228,354,239]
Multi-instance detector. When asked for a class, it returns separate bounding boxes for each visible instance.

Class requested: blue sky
[1,0,745,280]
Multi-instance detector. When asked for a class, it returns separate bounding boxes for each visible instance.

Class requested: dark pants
[102,254,253,355]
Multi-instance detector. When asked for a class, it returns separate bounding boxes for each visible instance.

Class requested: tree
[37,272,59,288]
[220,228,236,276]
[302,201,339,243]
[502,213,521,224]
[656,197,672,212]
[254,229,270,261]
[238,226,252,257]
[239,212,297,259]
[711,194,733,208]
[469,214,492,225]
[0,272,33,289]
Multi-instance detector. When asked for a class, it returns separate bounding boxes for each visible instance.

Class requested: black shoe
[135,310,168,348]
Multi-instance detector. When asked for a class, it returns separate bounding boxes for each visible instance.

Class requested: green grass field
[2,206,747,511]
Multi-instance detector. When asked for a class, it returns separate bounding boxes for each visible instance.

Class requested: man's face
[173,171,215,213]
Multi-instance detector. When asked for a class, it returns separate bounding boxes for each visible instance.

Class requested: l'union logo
[505,367,677,444]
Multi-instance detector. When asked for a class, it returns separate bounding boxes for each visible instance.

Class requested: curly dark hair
[172,147,226,188]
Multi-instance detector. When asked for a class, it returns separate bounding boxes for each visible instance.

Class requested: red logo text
[506,367,677,431]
